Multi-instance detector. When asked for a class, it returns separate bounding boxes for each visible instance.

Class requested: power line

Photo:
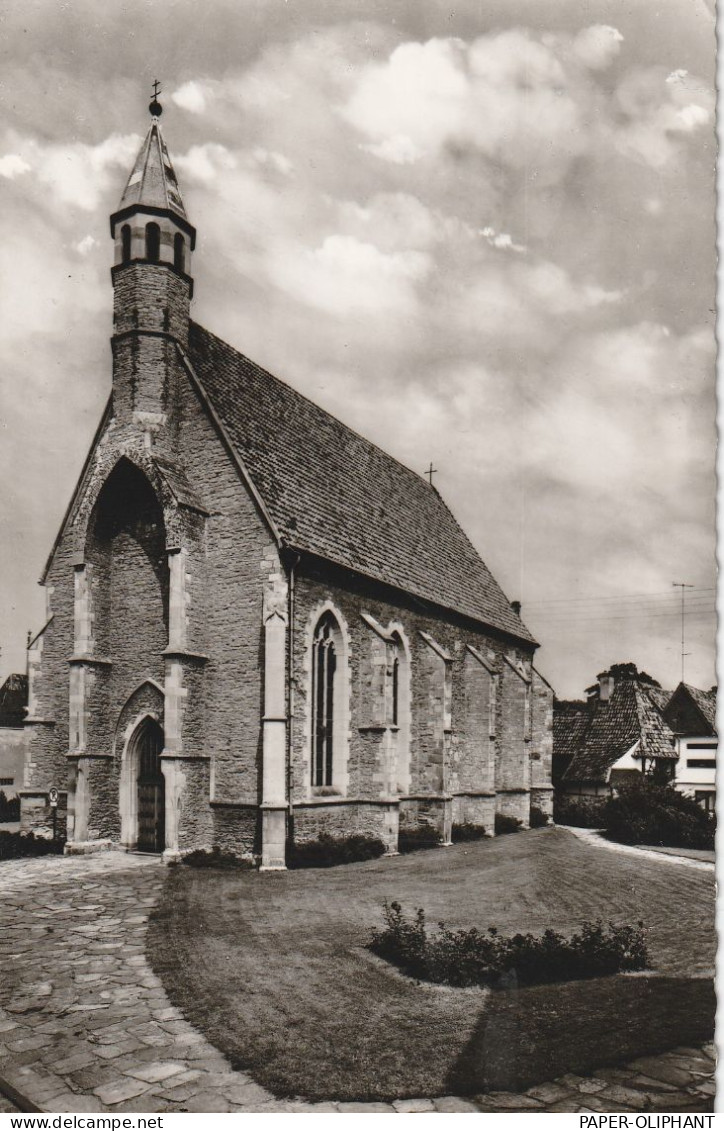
[525,609,715,627]
[524,586,714,607]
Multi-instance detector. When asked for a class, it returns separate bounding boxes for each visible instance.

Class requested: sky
[0,0,716,699]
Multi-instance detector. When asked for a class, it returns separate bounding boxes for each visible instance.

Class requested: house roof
[561,676,677,784]
[665,682,717,736]
[184,323,536,645]
[681,683,717,731]
[116,121,187,220]
[553,700,589,767]
[0,673,27,728]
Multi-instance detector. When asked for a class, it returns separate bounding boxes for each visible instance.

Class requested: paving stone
[526,1082,573,1104]
[94,1078,151,1105]
[125,1061,187,1084]
[338,1102,397,1112]
[597,1084,648,1110]
[182,1092,232,1113]
[432,1097,480,1112]
[630,1074,680,1092]
[628,1058,695,1088]
[393,1098,436,1112]
[221,1080,278,1105]
[50,1093,106,1113]
[576,1078,608,1094]
[484,1092,543,1110]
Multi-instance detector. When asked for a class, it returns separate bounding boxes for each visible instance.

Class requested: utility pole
[672,582,694,683]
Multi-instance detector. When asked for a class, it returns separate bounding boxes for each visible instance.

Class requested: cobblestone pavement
[0,853,715,1114]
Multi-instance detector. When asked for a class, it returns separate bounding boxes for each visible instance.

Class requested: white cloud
[0,154,30,179]
[171,80,211,115]
[572,25,624,71]
[269,234,430,317]
[480,227,526,253]
[175,143,238,184]
[75,235,96,255]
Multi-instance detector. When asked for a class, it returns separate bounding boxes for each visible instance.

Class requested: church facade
[20,111,553,867]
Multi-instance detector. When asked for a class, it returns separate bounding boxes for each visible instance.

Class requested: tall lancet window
[312,614,338,787]
[145,222,161,263]
[121,224,132,265]
[174,232,185,273]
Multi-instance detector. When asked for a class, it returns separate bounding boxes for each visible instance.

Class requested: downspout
[287,552,301,842]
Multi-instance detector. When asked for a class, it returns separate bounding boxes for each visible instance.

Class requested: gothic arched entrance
[133,718,165,853]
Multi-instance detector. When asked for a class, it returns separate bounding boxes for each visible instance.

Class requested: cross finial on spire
[425,461,438,486]
[149,79,163,118]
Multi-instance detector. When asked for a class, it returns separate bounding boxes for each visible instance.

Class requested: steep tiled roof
[185,323,535,644]
[117,121,187,219]
[562,677,676,784]
[0,673,27,728]
[553,700,589,768]
[682,684,717,731]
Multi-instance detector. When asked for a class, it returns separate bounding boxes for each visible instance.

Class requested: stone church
[20,106,553,867]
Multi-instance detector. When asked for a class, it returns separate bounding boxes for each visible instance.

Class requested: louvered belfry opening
[312,614,337,787]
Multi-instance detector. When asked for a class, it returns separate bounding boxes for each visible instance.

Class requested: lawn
[147,828,715,1101]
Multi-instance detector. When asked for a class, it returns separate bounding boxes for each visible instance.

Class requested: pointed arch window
[121,224,132,265]
[174,232,185,273]
[312,614,337,787]
[145,222,161,263]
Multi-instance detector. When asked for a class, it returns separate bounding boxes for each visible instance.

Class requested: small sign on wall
[48,787,59,808]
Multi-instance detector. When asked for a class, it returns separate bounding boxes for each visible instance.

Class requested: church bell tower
[109,85,196,431]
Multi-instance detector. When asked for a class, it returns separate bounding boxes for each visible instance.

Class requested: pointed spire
[117,119,187,220]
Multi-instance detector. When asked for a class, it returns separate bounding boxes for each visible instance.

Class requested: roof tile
[187,322,535,644]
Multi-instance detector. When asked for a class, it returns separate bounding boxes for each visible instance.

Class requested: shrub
[0,791,20,823]
[494,813,522,835]
[553,795,604,828]
[398,825,441,853]
[0,830,65,861]
[603,779,715,851]
[529,806,549,829]
[369,901,648,989]
[452,822,487,842]
[288,832,386,869]
[182,846,253,869]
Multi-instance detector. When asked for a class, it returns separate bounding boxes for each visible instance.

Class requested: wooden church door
[136,720,165,853]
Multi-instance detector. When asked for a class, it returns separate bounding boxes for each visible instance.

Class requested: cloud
[0,153,30,179]
[171,80,211,115]
[270,233,430,317]
[75,235,97,255]
[571,24,624,70]
[0,131,141,211]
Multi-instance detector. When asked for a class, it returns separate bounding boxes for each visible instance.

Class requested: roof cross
[425,461,438,487]
[149,79,163,118]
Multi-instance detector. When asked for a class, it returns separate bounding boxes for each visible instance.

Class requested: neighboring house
[554,665,717,812]
[0,673,28,799]
[663,683,717,812]
[20,104,553,865]
[554,665,677,799]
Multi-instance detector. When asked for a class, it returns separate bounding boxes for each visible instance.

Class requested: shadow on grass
[445,974,715,1095]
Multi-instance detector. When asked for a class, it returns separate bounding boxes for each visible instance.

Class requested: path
[559,825,715,872]
[0,853,715,1113]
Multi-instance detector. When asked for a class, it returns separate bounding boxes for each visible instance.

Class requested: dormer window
[121,224,132,265]
[145,222,160,263]
[174,232,185,273]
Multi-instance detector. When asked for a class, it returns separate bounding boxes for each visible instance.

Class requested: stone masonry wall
[289,563,540,842]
